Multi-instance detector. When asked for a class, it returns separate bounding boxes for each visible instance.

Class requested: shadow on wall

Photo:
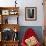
[18,26,44,45]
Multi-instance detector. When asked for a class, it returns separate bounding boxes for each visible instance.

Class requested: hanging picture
[2,10,9,15]
[25,7,37,21]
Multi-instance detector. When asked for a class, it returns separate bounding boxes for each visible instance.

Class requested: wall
[0,0,44,26]
[18,0,44,26]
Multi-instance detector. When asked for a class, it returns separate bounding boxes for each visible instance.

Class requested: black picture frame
[25,7,37,21]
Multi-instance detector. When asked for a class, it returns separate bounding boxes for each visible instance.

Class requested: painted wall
[0,0,44,26]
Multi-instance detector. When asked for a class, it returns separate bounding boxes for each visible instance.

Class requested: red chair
[21,28,41,46]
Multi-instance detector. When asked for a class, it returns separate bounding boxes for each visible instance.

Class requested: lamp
[15,0,17,7]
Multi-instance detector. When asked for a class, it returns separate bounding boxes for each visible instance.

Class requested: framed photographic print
[2,10,9,15]
[25,7,37,21]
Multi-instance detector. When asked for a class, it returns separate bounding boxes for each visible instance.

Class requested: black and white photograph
[25,7,37,21]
